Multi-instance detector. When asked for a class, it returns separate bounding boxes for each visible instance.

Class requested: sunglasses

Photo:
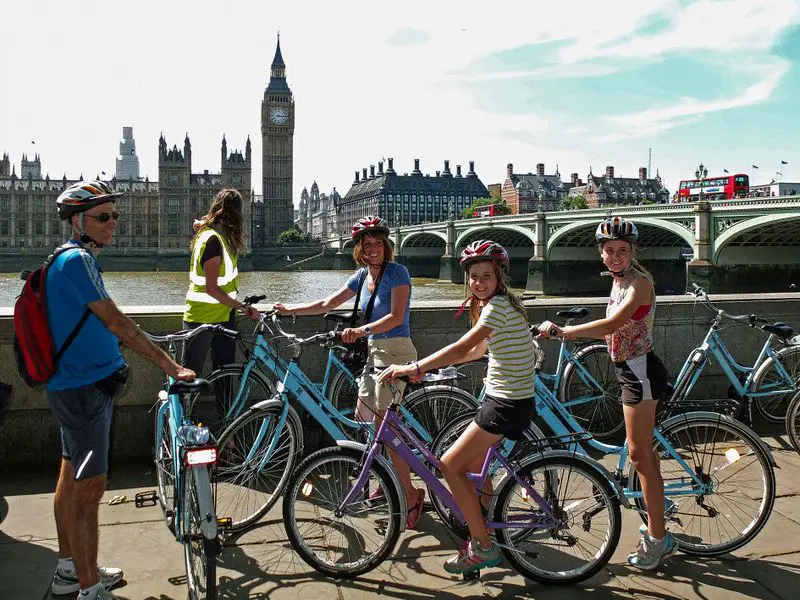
[85,212,120,223]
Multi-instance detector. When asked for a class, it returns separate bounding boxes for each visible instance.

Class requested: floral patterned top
[605,271,655,363]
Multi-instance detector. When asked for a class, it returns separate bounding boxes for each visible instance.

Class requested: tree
[463,197,512,219]
[560,194,589,211]
[275,226,306,246]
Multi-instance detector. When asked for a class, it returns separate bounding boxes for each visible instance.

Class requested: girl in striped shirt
[380,240,536,576]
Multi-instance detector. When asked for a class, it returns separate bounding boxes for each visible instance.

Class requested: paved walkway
[2,429,800,600]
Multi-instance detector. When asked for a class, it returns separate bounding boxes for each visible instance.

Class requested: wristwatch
[363,326,372,334]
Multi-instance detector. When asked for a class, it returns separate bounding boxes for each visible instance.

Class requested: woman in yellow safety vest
[182,189,258,376]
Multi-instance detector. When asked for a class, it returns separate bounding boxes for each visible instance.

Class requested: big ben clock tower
[260,34,295,244]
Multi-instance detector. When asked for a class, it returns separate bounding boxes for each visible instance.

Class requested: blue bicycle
[201,311,477,531]
[136,324,238,600]
[430,339,778,557]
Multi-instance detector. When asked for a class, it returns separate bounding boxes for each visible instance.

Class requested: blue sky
[1,0,798,201]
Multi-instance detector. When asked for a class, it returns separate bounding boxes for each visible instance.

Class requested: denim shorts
[47,366,128,480]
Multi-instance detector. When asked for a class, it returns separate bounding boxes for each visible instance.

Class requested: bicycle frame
[338,407,558,531]
[671,321,796,402]
[541,337,607,409]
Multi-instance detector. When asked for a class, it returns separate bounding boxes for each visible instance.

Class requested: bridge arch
[454,224,536,251]
[546,217,694,260]
[400,231,447,251]
[714,213,800,263]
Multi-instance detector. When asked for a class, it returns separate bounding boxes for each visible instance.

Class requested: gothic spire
[272,33,285,68]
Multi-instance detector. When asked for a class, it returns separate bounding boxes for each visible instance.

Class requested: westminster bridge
[324,197,800,295]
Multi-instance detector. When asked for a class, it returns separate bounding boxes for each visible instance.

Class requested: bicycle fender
[491,449,629,511]
[659,411,778,469]
[335,440,409,531]
[404,385,478,406]
[248,398,305,458]
[190,465,218,540]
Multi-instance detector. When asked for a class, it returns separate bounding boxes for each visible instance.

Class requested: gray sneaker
[627,532,678,570]
[51,566,124,595]
[443,539,502,575]
[638,498,679,536]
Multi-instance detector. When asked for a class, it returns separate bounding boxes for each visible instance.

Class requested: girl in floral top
[538,217,674,571]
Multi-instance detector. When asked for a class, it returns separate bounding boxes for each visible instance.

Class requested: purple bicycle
[281,375,622,584]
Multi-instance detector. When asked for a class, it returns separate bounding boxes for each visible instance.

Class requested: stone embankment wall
[1,293,798,465]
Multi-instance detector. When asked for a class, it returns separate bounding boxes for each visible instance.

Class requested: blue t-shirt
[346,262,412,339]
[46,241,125,391]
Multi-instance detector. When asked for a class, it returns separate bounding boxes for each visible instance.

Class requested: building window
[168,219,179,235]
[0,221,7,235]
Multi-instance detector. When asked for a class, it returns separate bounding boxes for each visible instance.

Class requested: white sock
[58,557,75,574]
[79,582,103,598]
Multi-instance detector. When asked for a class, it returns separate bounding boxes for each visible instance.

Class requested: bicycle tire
[325,367,359,424]
[629,413,776,556]
[752,345,800,423]
[785,390,800,454]
[402,385,479,440]
[183,466,217,600]
[154,403,176,534]
[558,343,624,440]
[494,453,621,585]
[186,364,278,438]
[282,446,402,578]
[214,402,302,531]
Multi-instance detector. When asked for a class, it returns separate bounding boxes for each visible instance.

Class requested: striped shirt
[477,295,537,400]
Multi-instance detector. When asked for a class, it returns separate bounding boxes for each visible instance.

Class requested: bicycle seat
[324,312,354,324]
[168,379,212,395]
[763,322,794,339]
[556,307,589,320]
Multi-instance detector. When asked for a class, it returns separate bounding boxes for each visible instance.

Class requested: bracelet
[414,362,422,377]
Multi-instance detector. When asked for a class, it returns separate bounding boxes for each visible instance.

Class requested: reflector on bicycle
[725,448,741,464]
[186,448,217,465]
[301,481,314,497]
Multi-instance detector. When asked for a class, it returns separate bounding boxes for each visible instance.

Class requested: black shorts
[474,394,535,441]
[614,352,669,406]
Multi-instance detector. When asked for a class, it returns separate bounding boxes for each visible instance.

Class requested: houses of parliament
[0,36,295,254]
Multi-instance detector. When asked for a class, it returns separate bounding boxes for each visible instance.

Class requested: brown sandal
[406,489,426,529]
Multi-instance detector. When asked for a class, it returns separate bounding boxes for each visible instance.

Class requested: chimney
[571,172,579,184]
[436,170,441,177]
[443,160,451,175]
[386,157,395,174]
[468,161,475,174]
[455,165,462,178]
[507,163,513,177]
[355,171,360,183]
[606,165,614,179]
[362,167,368,181]
[378,160,384,176]
[369,165,375,179]
[413,158,421,175]
[639,167,647,180]
[536,163,545,177]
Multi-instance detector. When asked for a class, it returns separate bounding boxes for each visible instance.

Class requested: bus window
[680,181,687,189]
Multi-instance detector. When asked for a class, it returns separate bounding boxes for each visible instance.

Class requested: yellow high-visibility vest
[183,228,239,323]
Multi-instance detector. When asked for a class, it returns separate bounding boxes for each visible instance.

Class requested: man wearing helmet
[538,216,674,570]
[48,181,196,599]
[274,215,427,528]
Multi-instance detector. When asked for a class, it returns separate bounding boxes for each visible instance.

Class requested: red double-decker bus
[677,174,749,201]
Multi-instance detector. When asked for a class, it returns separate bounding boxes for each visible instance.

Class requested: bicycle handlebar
[689,284,767,327]
[530,323,559,338]
[145,323,239,344]
[241,294,266,306]
[267,313,338,347]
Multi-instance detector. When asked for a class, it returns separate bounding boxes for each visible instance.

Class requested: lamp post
[448,199,455,222]
[695,162,708,203]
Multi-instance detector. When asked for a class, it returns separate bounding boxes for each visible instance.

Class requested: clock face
[269,107,289,125]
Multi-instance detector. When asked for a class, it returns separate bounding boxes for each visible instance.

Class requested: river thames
[0,270,526,307]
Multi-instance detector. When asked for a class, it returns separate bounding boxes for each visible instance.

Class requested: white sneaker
[80,586,118,600]
[51,566,124,595]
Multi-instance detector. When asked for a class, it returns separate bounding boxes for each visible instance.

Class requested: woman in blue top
[274,215,425,528]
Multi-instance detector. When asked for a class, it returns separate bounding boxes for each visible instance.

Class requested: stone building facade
[501,162,575,214]
[115,126,141,180]
[297,181,341,241]
[568,166,670,208]
[336,158,488,236]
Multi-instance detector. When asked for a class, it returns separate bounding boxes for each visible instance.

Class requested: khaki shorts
[358,336,418,411]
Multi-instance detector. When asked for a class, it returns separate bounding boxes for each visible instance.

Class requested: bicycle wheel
[186,365,277,439]
[326,367,359,421]
[154,404,176,533]
[630,413,776,556]
[183,466,217,600]
[283,446,402,578]
[753,345,800,423]
[494,454,621,585]
[559,343,623,440]
[785,390,800,454]
[214,402,302,531]
[403,385,479,440]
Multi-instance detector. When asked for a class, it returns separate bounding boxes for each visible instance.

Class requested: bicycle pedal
[217,517,233,531]
[134,490,158,508]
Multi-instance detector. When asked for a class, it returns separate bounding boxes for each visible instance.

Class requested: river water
[0,270,507,308]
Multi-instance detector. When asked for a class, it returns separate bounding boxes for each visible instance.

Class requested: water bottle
[178,421,211,446]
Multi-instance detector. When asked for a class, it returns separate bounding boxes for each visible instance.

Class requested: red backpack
[13,246,91,388]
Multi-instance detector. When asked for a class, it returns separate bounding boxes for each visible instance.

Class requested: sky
[2,0,799,205]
